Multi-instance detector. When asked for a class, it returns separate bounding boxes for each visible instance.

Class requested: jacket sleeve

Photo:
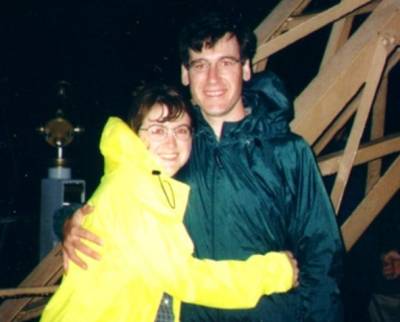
[92,172,295,310]
[279,137,344,322]
[162,251,294,308]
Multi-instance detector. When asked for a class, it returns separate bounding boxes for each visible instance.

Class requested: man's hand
[382,250,400,280]
[62,204,103,272]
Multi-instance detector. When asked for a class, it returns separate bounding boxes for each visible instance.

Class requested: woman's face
[139,103,192,176]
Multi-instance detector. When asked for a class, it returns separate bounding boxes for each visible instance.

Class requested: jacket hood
[99,117,163,175]
[244,70,294,123]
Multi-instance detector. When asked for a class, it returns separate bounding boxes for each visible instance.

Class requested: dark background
[0,1,398,321]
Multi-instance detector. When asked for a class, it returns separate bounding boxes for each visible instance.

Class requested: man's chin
[203,108,230,118]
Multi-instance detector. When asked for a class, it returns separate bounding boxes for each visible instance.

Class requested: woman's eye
[150,127,165,135]
[176,128,189,135]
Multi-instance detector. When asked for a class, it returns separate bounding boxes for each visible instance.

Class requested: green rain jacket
[41,117,295,322]
[179,73,344,322]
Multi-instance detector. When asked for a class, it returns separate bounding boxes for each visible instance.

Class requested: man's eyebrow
[220,55,241,60]
[189,58,207,63]
[189,56,240,63]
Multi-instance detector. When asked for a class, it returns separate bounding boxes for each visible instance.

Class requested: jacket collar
[192,90,292,143]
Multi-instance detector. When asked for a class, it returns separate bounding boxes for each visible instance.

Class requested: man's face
[181,34,251,124]
[139,104,192,176]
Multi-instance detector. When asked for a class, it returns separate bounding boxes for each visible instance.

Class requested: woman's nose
[164,131,178,146]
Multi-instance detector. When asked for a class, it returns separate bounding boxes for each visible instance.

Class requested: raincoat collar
[191,89,292,143]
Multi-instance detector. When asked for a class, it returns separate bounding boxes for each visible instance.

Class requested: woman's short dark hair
[178,10,257,67]
[127,83,191,132]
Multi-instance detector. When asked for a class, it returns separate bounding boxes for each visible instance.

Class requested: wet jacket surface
[40,117,294,322]
[179,83,344,322]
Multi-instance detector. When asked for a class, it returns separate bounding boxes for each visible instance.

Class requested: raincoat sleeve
[87,169,295,310]
[151,250,293,309]
[278,137,344,322]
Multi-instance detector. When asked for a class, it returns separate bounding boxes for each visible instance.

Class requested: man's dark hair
[178,10,257,67]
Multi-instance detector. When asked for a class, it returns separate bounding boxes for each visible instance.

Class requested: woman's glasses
[139,124,192,142]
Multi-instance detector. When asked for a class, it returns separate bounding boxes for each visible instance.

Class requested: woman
[41,84,298,322]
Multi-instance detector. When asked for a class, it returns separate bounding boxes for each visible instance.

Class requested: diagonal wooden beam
[365,75,388,192]
[253,0,373,63]
[0,245,63,322]
[254,0,309,45]
[320,14,354,70]
[14,298,49,322]
[320,0,382,70]
[253,0,310,72]
[0,286,57,298]
[292,3,400,144]
[312,91,360,156]
[313,46,399,156]
[318,133,400,175]
[330,34,396,213]
[341,155,400,250]
[280,1,381,34]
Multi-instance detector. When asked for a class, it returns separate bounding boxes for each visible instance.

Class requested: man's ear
[181,65,190,86]
[242,59,251,81]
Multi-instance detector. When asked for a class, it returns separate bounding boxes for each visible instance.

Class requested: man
[368,201,400,322]
[60,10,344,322]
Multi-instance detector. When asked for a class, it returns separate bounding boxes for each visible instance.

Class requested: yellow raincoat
[40,117,294,322]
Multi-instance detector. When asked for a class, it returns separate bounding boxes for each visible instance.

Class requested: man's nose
[207,63,220,83]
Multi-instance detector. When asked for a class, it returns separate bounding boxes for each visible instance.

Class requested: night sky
[1,2,399,321]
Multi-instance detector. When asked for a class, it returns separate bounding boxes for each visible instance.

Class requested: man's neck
[203,108,246,140]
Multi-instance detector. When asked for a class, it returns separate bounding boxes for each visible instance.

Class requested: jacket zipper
[213,147,224,321]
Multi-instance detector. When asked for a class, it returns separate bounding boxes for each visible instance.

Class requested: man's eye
[222,59,233,66]
[191,62,207,71]
[220,58,237,67]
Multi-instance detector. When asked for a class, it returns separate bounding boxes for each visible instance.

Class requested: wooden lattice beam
[330,33,397,213]
[320,0,381,69]
[292,1,400,144]
[341,155,400,250]
[365,75,388,192]
[312,92,360,156]
[253,0,309,71]
[0,245,62,321]
[253,0,372,63]
[318,133,400,176]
